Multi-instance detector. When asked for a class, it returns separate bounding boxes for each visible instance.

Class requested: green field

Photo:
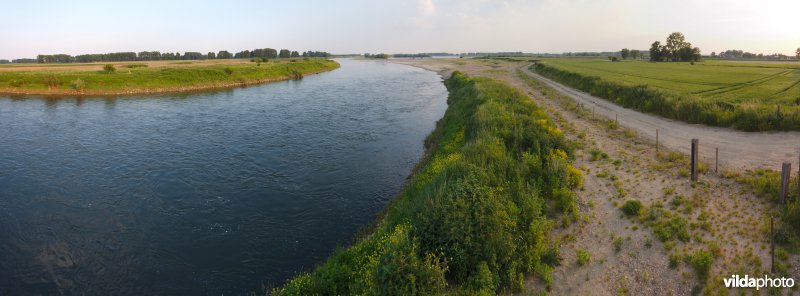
[272,72,580,295]
[0,59,339,95]
[533,58,800,131]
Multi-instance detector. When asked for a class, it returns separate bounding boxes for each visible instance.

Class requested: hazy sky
[2,0,799,59]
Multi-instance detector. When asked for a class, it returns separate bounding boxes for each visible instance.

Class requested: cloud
[419,0,436,15]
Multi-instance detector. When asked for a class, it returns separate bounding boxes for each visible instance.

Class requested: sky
[1,0,799,59]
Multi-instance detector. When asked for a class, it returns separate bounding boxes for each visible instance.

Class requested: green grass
[532,58,800,131]
[271,72,580,295]
[0,59,339,95]
[621,200,642,217]
[576,249,591,266]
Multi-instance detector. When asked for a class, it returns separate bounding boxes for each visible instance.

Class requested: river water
[0,59,447,295]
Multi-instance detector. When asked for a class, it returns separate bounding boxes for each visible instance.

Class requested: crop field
[533,58,800,131]
[541,58,800,104]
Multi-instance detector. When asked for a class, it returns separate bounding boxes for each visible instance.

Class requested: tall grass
[272,72,580,295]
[533,63,800,131]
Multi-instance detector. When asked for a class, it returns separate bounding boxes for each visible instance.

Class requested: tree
[279,49,291,58]
[217,50,232,59]
[665,32,687,61]
[649,41,664,61]
[620,48,630,59]
[291,51,300,58]
[630,50,640,60]
[207,52,216,59]
[103,64,116,74]
[796,48,800,59]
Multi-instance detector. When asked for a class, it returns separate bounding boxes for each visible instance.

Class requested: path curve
[521,65,800,170]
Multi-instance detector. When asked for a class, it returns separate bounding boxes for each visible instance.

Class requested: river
[0,59,447,295]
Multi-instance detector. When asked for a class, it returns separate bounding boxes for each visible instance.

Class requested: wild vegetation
[0,59,338,95]
[272,72,581,295]
[532,58,800,131]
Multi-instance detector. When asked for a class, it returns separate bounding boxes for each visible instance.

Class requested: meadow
[533,58,800,131]
[0,58,339,95]
[272,72,581,295]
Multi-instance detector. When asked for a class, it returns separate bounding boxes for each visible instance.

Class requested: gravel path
[521,66,800,170]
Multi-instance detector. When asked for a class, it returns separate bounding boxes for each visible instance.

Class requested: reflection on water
[0,59,447,295]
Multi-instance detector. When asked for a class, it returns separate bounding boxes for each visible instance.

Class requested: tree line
[710,50,790,60]
[33,48,330,63]
[649,32,701,62]
[618,48,643,60]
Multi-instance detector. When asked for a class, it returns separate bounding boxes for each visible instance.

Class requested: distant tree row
[393,53,431,58]
[32,48,330,63]
[364,53,390,59]
[649,32,701,62]
[710,50,790,60]
[618,48,642,60]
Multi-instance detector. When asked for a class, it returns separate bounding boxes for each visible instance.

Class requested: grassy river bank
[0,59,339,96]
[272,72,582,295]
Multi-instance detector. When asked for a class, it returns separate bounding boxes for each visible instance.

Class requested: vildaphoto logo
[724,274,795,290]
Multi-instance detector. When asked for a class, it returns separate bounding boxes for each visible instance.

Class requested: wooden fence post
[656,129,659,153]
[781,162,791,204]
[690,139,699,181]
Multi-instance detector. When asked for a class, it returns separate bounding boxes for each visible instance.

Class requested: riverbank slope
[272,71,582,294]
[0,59,339,96]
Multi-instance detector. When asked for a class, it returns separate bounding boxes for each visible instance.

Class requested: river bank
[272,71,581,294]
[0,59,339,96]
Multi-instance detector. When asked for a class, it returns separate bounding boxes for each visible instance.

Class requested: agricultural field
[533,57,800,131]
[542,58,800,103]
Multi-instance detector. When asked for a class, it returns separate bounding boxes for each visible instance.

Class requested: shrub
[8,79,24,87]
[103,64,116,74]
[653,216,689,242]
[621,200,642,217]
[687,249,714,279]
[576,249,591,266]
[42,74,61,88]
[613,237,624,252]
[589,148,608,161]
[124,64,148,68]
[224,67,233,75]
[70,79,85,91]
[668,253,680,268]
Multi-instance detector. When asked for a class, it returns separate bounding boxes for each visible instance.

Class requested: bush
[103,64,116,74]
[621,200,642,216]
[576,249,591,266]
[613,237,624,252]
[42,74,61,88]
[687,249,714,279]
[653,216,689,242]
[70,79,85,91]
[224,67,233,75]
[8,79,23,87]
